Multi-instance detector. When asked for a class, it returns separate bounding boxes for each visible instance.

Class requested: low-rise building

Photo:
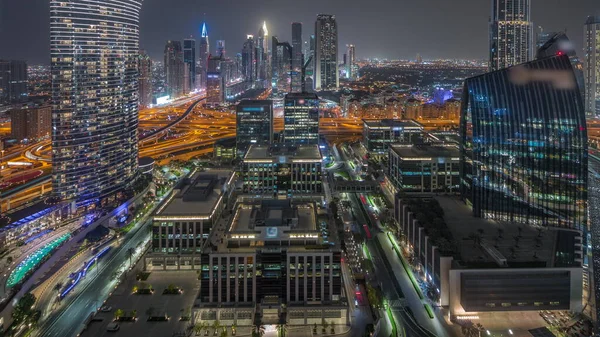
[362,119,424,155]
[387,143,460,193]
[242,145,322,196]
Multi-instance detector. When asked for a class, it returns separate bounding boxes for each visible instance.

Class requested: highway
[33,219,151,337]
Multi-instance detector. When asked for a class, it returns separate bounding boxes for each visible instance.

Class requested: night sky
[0,0,597,64]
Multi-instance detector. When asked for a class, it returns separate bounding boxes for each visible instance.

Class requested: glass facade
[314,14,338,90]
[50,0,141,202]
[489,0,533,71]
[236,100,273,155]
[284,93,319,144]
[460,55,587,230]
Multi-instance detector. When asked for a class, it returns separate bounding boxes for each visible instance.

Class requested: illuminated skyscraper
[346,44,356,80]
[216,40,225,57]
[284,92,320,144]
[50,0,140,202]
[139,50,153,107]
[236,100,273,156]
[314,14,338,90]
[0,60,27,105]
[207,54,224,106]
[164,40,185,98]
[271,36,292,95]
[199,22,210,90]
[292,22,303,93]
[489,0,533,71]
[183,37,196,91]
[242,35,256,83]
[585,16,600,117]
[257,22,269,89]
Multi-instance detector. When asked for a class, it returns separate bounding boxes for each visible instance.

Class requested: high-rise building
[314,14,338,90]
[216,40,225,57]
[536,28,557,51]
[236,100,274,156]
[292,22,303,93]
[305,34,316,91]
[183,37,197,92]
[0,60,28,105]
[585,16,600,117]
[199,22,210,91]
[10,105,51,141]
[50,0,140,202]
[257,22,269,89]
[284,92,320,144]
[206,54,225,106]
[271,36,292,95]
[489,0,533,71]
[346,44,356,80]
[164,40,185,98]
[242,35,256,84]
[461,54,587,230]
[139,50,153,107]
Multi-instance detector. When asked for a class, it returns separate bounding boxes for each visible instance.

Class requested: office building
[284,92,319,145]
[314,14,338,90]
[164,40,185,98]
[272,36,293,95]
[362,119,424,155]
[194,198,346,326]
[207,54,225,106]
[585,16,600,117]
[346,44,356,80]
[216,40,225,57]
[147,169,236,266]
[50,0,140,202]
[536,29,557,51]
[292,22,303,93]
[461,54,587,230]
[304,35,316,91]
[10,106,51,141]
[257,22,269,89]
[0,60,27,105]
[387,144,459,193]
[242,145,323,196]
[184,37,197,91]
[236,100,274,156]
[199,23,210,91]
[139,50,153,107]
[242,35,256,83]
[489,0,533,71]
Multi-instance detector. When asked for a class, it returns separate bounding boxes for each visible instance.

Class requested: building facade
[236,100,274,156]
[199,23,210,91]
[362,119,424,155]
[0,60,27,105]
[292,22,303,93]
[284,93,320,145]
[461,54,587,230]
[207,54,225,106]
[164,40,185,98]
[10,106,51,141]
[242,35,256,84]
[585,16,600,117]
[314,14,338,90]
[272,37,293,95]
[346,44,356,80]
[489,0,533,71]
[184,38,197,92]
[242,145,323,196]
[139,50,153,107]
[50,0,140,202]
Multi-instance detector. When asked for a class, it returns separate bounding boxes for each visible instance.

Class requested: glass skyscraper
[284,93,320,145]
[585,16,600,117]
[489,0,533,71]
[236,100,274,156]
[460,54,587,230]
[183,38,197,91]
[314,14,338,91]
[50,0,141,202]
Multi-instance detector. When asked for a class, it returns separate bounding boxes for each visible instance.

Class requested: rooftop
[389,143,460,159]
[362,119,423,129]
[155,170,233,217]
[244,144,321,161]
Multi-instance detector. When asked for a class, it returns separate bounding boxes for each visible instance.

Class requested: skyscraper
[461,54,587,230]
[305,34,316,91]
[164,40,185,98]
[257,22,269,89]
[346,44,356,80]
[271,36,292,95]
[292,22,303,93]
[10,106,51,141]
[183,37,197,92]
[138,50,153,107]
[206,54,225,106]
[236,100,274,156]
[216,40,225,57]
[536,28,558,51]
[585,16,600,117]
[50,0,140,202]
[242,35,256,84]
[0,60,27,105]
[489,0,533,71]
[314,14,338,91]
[284,92,320,144]
[199,22,210,91]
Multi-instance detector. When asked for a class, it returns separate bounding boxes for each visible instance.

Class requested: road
[33,219,151,337]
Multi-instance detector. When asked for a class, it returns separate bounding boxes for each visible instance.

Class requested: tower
[183,37,196,92]
[314,14,338,91]
[346,44,356,80]
[199,22,210,90]
[585,16,600,117]
[242,35,256,84]
[139,50,153,107]
[164,40,185,98]
[489,0,533,71]
[292,22,303,92]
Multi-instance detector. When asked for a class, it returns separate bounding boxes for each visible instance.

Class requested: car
[106,322,120,332]
[99,306,112,312]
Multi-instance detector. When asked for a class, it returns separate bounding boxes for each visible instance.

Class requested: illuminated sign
[266,227,278,238]
[155,95,170,105]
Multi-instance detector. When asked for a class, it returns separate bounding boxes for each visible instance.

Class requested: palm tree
[127,247,135,268]
[54,282,63,293]
[114,309,125,320]
[6,256,13,265]
[275,324,287,337]
[322,320,329,334]
[212,320,221,335]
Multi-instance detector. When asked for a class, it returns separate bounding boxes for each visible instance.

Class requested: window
[485,303,496,308]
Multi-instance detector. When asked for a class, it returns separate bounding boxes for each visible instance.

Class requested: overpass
[139,96,206,143]
[330,178,380,193]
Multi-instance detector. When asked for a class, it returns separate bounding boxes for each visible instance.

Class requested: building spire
[262,21,268,36]
[201,22,208,38]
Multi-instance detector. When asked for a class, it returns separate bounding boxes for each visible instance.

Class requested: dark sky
[0,0,597,64]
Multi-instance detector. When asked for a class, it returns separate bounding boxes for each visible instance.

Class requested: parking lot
[81,270,199,337]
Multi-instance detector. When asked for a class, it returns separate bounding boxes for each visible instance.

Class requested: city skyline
[0,0,597,64]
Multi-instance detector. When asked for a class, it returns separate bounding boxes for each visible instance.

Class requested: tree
[127,247,135,268]
[12,293,37,325]
[131,310,137,318]
[212,320,221,333]
[6,256,13,265]
[322,320,329,333]
[54,282,63,293]
[220,329,228,337]
[366,284,382,309]
[114,309,125,320]
[276,324,287,337]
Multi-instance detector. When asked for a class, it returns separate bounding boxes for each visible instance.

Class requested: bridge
[139,96,206,144]
[330,178,380,193]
